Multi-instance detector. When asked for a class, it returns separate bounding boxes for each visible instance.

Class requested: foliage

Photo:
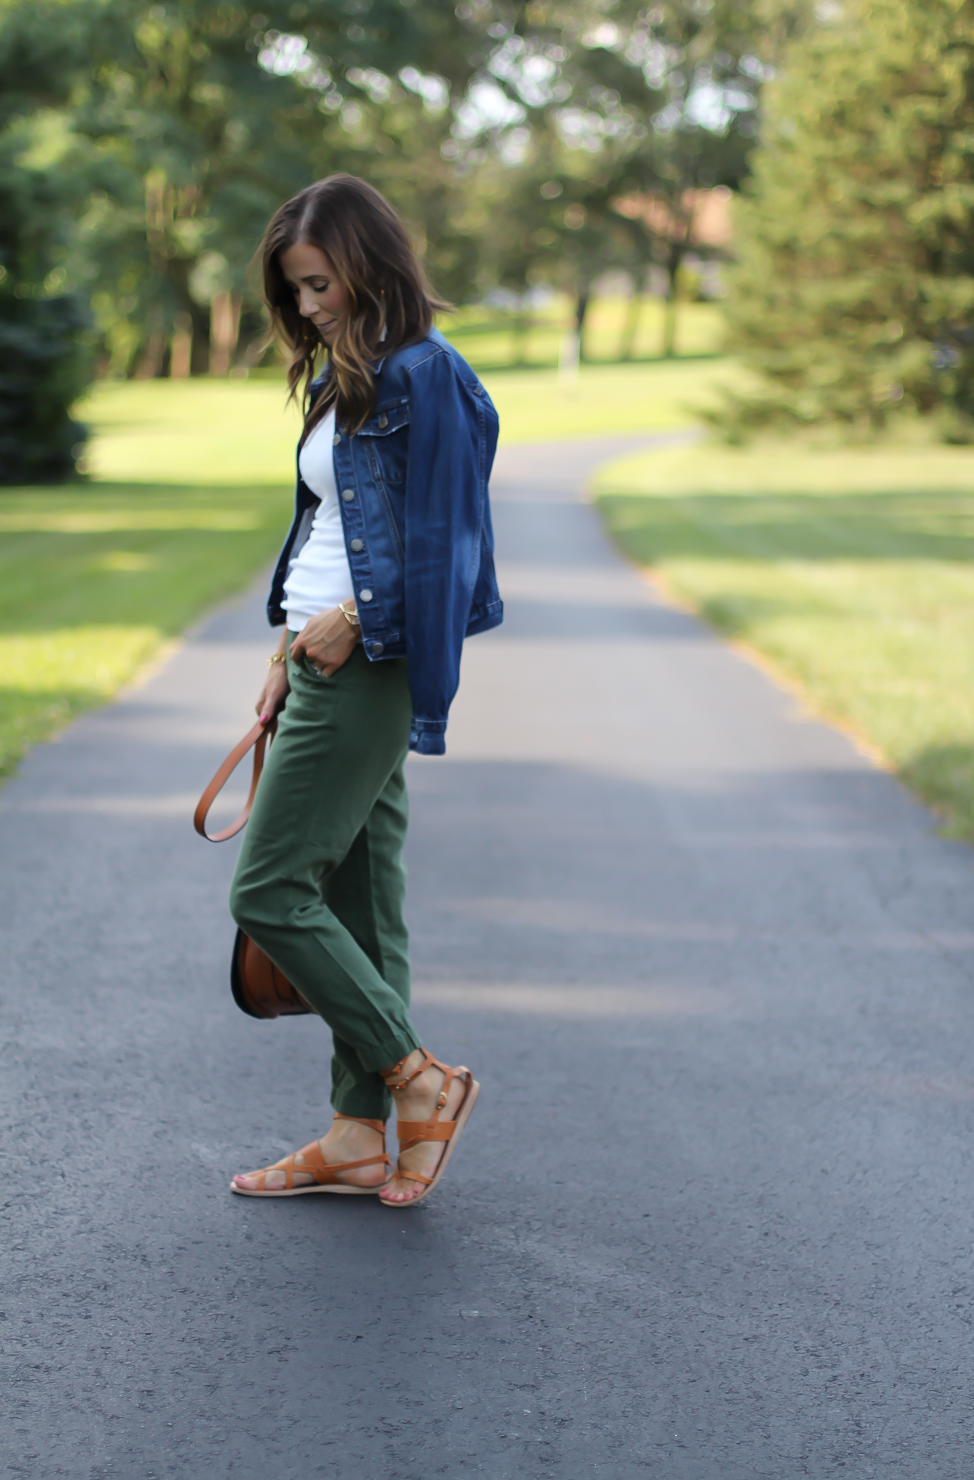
[0,0,96,483]
[455,0,765,354]
[595,438,974,838]
[0,0,781,425]
[716,0,974,439]
[13,0,500,381]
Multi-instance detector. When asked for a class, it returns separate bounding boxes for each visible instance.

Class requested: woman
[228,175,502,1207]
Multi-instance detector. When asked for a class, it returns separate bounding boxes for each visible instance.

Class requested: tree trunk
[575,284,591,362]
[171,313,192,379]
[662,194,697,360]
[513,305,530,366]
[619,281,643,361]
[189,299,210,376]
[663,247,683,359]
[133,328,167,380]
[209,293,241,377]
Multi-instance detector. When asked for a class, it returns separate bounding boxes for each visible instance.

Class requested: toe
[233,1169,289,1191]
[380,1178,424,1204]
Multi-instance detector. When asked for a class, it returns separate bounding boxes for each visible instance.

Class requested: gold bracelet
[267,652,287,667]
[338,601,361,628]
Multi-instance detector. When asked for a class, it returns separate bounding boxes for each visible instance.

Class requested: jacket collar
[311,353,386,391]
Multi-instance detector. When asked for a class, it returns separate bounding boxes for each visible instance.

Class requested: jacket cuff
[409,718,447,756]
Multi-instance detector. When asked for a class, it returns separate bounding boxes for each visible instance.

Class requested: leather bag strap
[193,719,276,843]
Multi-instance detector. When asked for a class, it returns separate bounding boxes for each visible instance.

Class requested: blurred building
[615,185,734,252]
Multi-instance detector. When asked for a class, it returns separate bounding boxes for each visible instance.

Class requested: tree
[564,0,761,356]
[2,0,801,434]
[461,0,763,357]
[70,1,345,378]
[65,0,498,377]
[294,62,483,307]
[716,0,974,438]
[0,0,97,483]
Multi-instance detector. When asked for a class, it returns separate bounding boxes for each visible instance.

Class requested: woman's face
[279,241,348,345]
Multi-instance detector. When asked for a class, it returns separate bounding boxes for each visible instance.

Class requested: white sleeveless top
[282,406,354,630]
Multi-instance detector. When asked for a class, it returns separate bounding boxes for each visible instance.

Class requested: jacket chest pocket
[358,400,409,489]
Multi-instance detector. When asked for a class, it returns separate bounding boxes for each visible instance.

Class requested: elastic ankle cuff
[356,1030,421,1076]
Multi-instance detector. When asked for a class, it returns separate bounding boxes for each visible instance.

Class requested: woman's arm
[404,353,490,754]
[255,628,290,722]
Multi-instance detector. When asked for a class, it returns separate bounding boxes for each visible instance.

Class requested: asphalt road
[4,432,974,1479]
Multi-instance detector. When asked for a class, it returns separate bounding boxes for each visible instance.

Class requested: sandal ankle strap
[394,1063,470,1151]
[382,1048,437,1092]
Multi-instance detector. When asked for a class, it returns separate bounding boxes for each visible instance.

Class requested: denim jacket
[267,327,503,755]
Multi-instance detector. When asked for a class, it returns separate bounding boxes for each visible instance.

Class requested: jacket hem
[465,600,504,636]
[409,730,447,756]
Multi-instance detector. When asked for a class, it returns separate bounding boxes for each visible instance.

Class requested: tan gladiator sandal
[230,1113,393,1197]
[378,1050,480,1208]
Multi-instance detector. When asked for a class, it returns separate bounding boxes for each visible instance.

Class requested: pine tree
[0,1,95,483]
[718,0,974,438]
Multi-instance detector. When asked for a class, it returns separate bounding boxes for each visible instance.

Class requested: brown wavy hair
[258,174,449,439]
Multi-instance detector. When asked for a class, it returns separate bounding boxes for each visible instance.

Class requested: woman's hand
[290,605,359,677]
[255,659,290,724]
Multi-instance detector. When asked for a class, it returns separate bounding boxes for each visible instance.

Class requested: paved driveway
[3,433,974,1478]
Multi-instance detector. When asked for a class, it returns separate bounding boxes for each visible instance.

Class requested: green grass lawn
[81,353,732,483]
[482,358,733,443]
[1,372,301,776]
[594,441,974,838]
[2,353,727,779]
[79,378,303,484]
[0,483,294,776]
[444,295,725,369]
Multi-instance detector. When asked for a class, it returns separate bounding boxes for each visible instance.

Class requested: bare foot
[232,1115,389,1193]
[379,1050,471,1206]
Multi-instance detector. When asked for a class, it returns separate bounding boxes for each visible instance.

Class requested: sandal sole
[379,1076,480,1210]
[229,1180,392,1197]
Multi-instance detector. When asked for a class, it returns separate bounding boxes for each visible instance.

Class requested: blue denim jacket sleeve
[404,348,492,755]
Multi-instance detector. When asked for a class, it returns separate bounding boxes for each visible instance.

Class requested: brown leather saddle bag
[193,720,312,1020]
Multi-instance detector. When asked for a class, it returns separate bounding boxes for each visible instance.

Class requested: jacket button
[378,413,388,428]
[341,488,355,501]
[370,641,384,655]
[350,538,363,552]
[333,433,341,446]
[359,589,373,602]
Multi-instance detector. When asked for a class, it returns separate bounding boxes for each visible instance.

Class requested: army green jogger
[229,638,422,1121]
